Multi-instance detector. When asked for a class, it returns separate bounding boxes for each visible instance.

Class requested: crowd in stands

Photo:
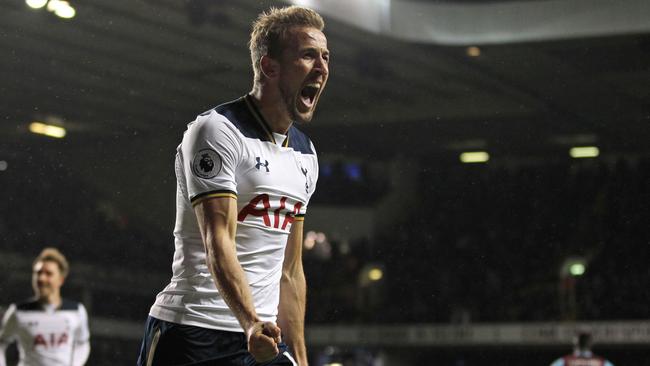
[304,156,650,324]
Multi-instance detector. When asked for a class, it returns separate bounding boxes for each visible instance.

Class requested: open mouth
[300,83,320,108]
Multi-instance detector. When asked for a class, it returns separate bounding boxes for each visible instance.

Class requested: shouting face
[277,26,330,124]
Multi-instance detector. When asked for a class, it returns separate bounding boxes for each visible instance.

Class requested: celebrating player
[0,248,91,366]
[137,5,329,366]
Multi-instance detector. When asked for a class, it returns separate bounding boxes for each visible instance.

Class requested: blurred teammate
[137,5,328,366]
[0,248,90,366]
[550,331,614,366]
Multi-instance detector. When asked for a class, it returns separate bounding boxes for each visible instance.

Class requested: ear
[260,55,280,79]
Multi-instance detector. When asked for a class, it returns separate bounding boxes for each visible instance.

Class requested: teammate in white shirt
[137,6,329,366]
[0,248,90,366]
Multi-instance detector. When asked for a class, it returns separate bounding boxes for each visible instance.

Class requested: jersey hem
[148,307,244,333]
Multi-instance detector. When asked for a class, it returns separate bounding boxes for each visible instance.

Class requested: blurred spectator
[549,331,614,366]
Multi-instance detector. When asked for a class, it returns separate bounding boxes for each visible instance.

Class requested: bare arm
[277,220,308,365]
[194,196,280,362]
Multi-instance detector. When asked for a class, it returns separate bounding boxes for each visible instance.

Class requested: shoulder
[60,299,82,311]
[2,303,18,319]
[15,299,41,311]
[181,108,244,157]
[549,358,565,366]
[188,107,240,138]
[288,125,316,155]
[211,96,248,129]
[199,96,266,141]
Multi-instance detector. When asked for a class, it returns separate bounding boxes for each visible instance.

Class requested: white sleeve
[0,304,18,366]
[71,304,90,366]
[549,358,564,366]
[182,112,243,203]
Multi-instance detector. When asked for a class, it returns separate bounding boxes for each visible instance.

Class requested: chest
[237,138,317,201]
[234,139,316,232]
[16,311,78,349]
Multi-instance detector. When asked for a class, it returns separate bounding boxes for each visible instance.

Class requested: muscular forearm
[196,198,280,362]
[206,234,259,331]
[196,199,260,331]
[278,268,307,365]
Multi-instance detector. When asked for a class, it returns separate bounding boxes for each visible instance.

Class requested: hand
[246,321,282,363]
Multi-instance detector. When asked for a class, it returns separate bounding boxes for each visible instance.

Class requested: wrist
[242,317,262,338]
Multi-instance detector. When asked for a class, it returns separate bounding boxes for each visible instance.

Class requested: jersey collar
[244,94,290,148]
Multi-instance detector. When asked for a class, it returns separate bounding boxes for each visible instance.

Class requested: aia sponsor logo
[33,332,68,348]
[238,194,302,230]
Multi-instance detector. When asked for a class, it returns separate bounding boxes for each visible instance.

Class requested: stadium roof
[1,0,649,157]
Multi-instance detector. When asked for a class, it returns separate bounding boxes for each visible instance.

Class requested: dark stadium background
[1,0,649,364]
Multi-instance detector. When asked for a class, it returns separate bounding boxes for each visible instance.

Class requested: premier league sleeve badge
[191,148,222,179]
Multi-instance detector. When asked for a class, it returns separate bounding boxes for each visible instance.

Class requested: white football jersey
[0,299,90,366]
[150,95,319,332]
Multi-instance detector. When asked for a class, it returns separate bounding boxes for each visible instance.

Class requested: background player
[0,248,90,366]
[138,5,329,366]
[550,331,614,366]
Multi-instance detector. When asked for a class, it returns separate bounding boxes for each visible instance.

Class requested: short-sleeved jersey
[150,95,319,332]
[0,299,90,366]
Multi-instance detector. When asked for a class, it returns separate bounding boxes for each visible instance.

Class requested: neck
[249,85,293,134]
[38,292,62,308]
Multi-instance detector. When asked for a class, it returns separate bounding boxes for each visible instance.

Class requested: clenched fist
[246,321,282,363]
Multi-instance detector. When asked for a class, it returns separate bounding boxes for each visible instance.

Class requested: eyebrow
[302,46,330,54]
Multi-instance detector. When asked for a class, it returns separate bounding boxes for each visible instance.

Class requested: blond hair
[33,247,69,277]
[249,6,325,84]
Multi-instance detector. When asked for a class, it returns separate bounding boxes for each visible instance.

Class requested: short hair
[249,6,325,83]
[33,247,69,277]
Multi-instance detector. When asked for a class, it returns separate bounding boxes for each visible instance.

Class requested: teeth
[306,83,321,89]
